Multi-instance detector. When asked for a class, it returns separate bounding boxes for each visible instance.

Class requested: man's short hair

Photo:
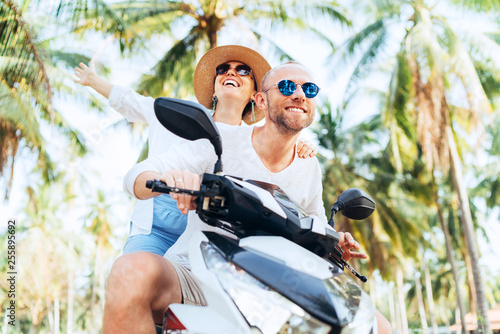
[261,61,307,91]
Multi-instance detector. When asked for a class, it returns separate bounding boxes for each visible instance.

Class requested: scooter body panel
[238,236,337,280]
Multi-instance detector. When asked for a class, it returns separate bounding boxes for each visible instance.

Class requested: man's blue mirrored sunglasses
[264,79,320,98]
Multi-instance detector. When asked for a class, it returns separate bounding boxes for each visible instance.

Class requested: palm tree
[50,0,350,98]
[332,0,500,331]
[16,182,79,333]
[432,175,469,332]
[313,102,435,334]
[84,189,116,314]
[0,0,87,199]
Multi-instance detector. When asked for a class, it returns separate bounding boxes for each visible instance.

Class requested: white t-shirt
[124,123,327,268]
[109,85,191,234]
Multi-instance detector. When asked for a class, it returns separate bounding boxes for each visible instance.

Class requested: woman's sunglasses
[264,79,320,98]
[215,63,252,76]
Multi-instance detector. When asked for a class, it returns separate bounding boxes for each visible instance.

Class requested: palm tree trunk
[463,235,478,317]
[208,29,218,49]
[446,125,491,333]
[29,299,42,334]
[396,263,409,334]
[5,141,17,200]
[394,283,403,334]
[369,272,377,308]
[47,304,54,333]
[388,284,398,332]
[54,299,60,334]
[67,268,74,334]
[424,265,439,334]
[432,176,468,334]
[99,248,106,310]
[415,272,429,333]
[91,243,102,308]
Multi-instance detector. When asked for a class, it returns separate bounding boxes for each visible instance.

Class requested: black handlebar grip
[146,179,169,193]
[145,179,175,195]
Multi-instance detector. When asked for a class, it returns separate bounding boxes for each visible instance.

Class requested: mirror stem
[328,202,343,228]
[214,157,223,174]
[327,217,335,228]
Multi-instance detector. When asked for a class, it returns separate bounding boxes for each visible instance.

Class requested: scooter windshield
[247,180,310,219]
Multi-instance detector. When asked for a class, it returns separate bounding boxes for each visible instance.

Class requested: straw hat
[193,45,271,125]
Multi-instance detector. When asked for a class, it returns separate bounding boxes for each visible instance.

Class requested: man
[103,62,389,333]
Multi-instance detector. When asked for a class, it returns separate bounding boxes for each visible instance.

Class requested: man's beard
[268,104,314,135]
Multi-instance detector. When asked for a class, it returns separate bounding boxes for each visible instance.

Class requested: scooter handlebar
[146,179,205,196]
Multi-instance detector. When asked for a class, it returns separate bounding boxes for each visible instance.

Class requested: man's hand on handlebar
[337,232,368,262]
[161,170,201,214]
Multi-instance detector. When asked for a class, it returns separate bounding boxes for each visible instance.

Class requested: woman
[74,45,317,255]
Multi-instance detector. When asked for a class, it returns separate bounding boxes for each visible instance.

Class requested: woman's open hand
[73,60,96,86]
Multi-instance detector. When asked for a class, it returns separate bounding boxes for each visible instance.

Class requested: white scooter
[147,98,378,334]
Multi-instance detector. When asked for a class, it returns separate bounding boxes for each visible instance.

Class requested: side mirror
[154,97,223,173]
[328,188,375,227]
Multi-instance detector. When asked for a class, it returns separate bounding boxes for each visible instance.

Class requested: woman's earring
[212,96,218,112]
[251,99,256,122]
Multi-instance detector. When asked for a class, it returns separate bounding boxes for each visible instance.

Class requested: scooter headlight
[339,289,376,334]
[201,242,331,334]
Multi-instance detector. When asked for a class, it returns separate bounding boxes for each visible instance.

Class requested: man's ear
[255,92,267,111]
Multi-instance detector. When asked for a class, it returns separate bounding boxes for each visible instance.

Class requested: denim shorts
[123,194,188,256]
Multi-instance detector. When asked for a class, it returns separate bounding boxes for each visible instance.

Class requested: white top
[123,124,327,268]
[109,85,187,234]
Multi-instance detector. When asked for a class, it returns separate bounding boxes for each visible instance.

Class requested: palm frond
[305,3,351,28]
[136,31,204,98]
[68,0,144,53]
[0,80,55,193]
[1,0,53,115]
[384,49,415,142]
[468,32,500,103]
[474,61,500,101]
[468,31,500,78]
[436,17,492,117]
[305,26,337,53]
[109,1,197,38]
[341,19,385,58]
[343,26,388,104]
[251,30,295,62]
[312,99,345,152]
[408,8,445,76]
[46,50,94,72]
[450,0,500,13]
[244,0,349,35]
